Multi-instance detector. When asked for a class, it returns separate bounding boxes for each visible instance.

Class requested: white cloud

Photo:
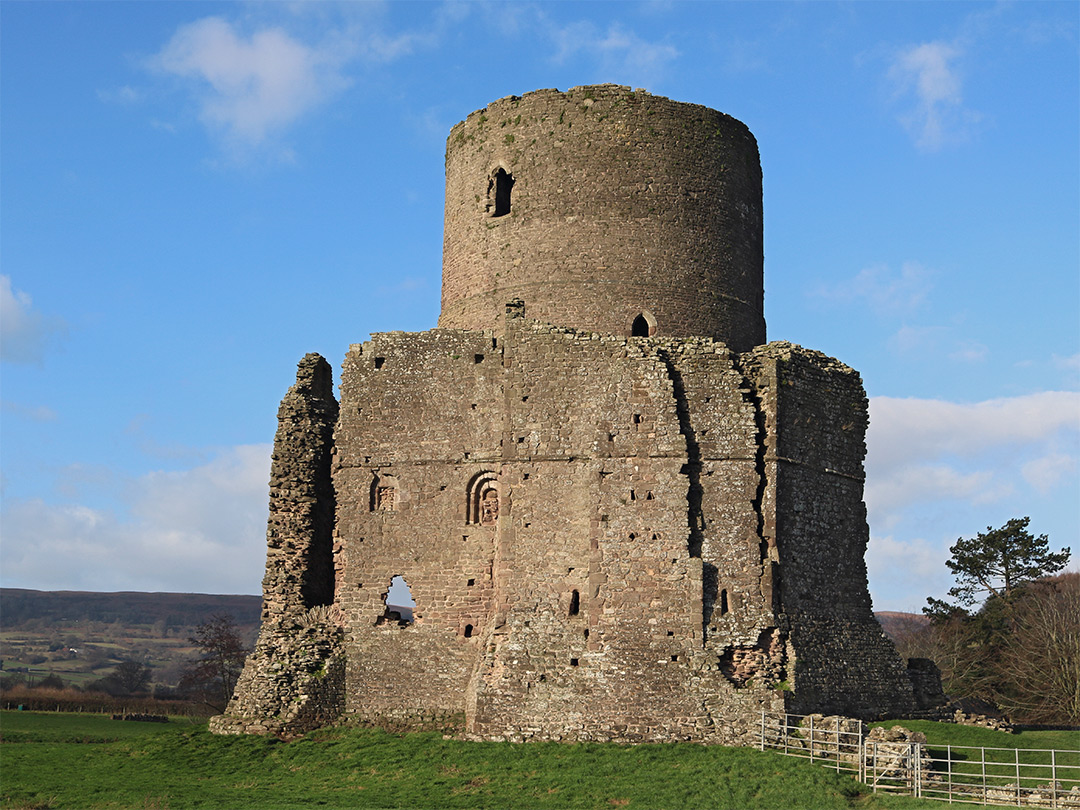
[866,533,951,611]
[948,340,989,363]
[813,261,933,315]
[550,20,679,86]
[887,40,980,151]
[865,390,1078,537]
[1022,452,1078,494]
[97,85,142,105]
[150,17,351,150]
[868,392,1080,469]
[865,464,1001,529]
[887,324,949,355]
[0,445,272,594]
[1,400,58,422]
[0,276,67,365]
[1054,353,1080,372]
[865,391,1079,609]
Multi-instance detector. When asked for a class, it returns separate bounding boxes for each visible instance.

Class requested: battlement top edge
[445,84,754,145]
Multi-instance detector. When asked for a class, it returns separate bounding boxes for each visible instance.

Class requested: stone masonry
[210,85,919,743]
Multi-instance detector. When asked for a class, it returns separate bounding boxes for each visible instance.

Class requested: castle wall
[260,354,338,625]
[467,315,712,741]
[216,323,916,740]
[213,87,920,742]
[322,314,916,743]
[439,86,765,351]
[742,345,917,717]
[333,329,504,724]
[210,354,344,738]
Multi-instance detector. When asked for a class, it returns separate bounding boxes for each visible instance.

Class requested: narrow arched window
[491,168,513,217]
[631,310,657,337]
[569,589,580,617]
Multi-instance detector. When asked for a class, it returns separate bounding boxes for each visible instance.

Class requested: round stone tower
[439,85,765,351]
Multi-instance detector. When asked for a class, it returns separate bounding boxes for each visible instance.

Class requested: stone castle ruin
[210,85,922,744]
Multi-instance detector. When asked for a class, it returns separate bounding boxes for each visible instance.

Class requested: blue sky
[2,1,1076,612]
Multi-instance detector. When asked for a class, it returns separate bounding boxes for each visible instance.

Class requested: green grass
[0,711,919,810]
[6,712,1072,809]
[0,710,201,744]
[872,720,1080,792]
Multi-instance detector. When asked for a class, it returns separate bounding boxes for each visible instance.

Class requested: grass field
[873,719,1080,794]
[3,711,1069,810]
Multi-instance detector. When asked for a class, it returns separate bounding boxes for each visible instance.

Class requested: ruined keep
[210,85,920,744]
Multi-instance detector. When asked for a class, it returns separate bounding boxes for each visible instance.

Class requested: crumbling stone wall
[317,310,913,743]
[213,86,919,743]
[740,346,917,717]
[260,354,338,625]
[210,355,344,738]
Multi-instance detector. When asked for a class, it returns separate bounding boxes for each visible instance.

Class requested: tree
[925,517,1070,616]
[997,574,1080,725]
[38,673,65,690]
[179,614,249,712]
[112,660,152,694]
[912,518,1076,724]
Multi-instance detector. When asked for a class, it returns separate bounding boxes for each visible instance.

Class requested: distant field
[1,710,1033,810]
[0,589,261,691]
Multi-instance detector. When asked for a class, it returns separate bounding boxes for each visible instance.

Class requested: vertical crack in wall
[658,349,703,556]
[734,355,778,615]
[657,348,714,639]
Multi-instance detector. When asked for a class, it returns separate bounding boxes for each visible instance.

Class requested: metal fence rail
[758,712,1080,807]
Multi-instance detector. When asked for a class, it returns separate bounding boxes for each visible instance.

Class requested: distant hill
[0,589,917,689]
[875,611,929,641]
[1,589,262,628]
[0,589,262,688]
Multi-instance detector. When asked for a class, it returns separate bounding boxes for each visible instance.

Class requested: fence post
[834,716,840,772]
[1015,747,1020,806]
[809,715,815,763]
[872,741,878,792]
[948,744,953,804]
[1051,749,1057,809]
[913,741,920,798]
[980,746,986,806]
[760,711,765,752]
[858,721,865,785]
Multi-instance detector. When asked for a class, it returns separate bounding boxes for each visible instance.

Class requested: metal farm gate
[758,712,1080,807]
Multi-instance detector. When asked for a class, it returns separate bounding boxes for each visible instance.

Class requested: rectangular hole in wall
[374,357,385,369]
[570,658,579,667]
[467,579,475,586]
[474,354,484,363]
